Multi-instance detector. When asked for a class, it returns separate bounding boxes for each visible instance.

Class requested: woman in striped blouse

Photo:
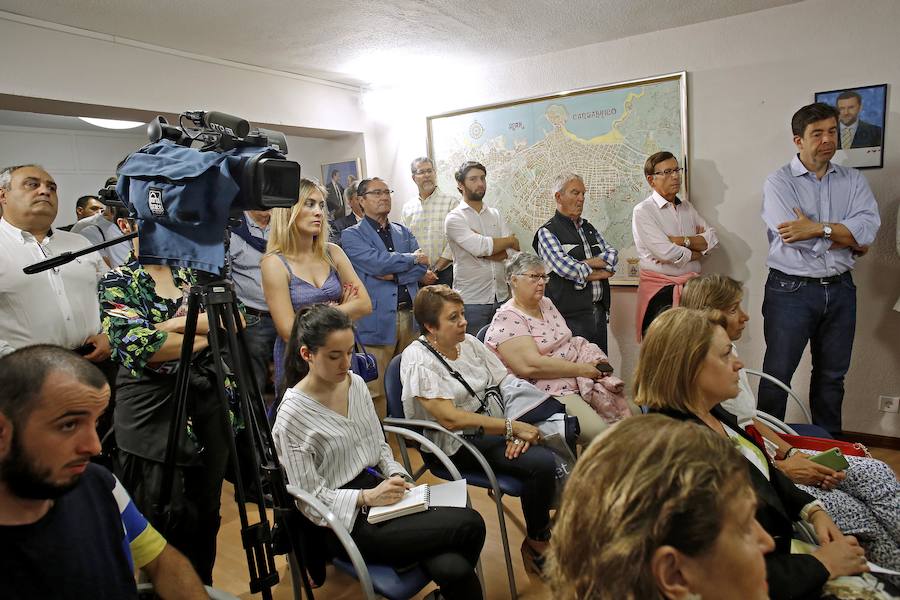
[272,304,485,599]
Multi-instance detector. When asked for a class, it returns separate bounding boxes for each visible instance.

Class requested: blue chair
[286,426,476,600]
[743,368,833,438]
[384,354,521,600]
[475,324,489,342]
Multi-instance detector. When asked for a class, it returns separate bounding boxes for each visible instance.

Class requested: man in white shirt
[631,152,718,338]
[401,157,457,287]
[444,161,520,335]
[70,203,132,268]
[0,164,110,360]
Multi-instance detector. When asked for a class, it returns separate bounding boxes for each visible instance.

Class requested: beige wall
[373,0,900,436]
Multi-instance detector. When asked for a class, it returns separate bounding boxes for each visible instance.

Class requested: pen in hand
[365,467,387,481]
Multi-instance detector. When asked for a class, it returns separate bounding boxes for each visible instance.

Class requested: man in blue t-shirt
[0,345,207,599]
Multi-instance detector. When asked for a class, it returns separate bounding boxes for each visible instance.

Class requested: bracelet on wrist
[783,447,800,459]
[505,418,514,441]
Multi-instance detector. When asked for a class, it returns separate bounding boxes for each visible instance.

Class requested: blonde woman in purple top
[262,178,371,397]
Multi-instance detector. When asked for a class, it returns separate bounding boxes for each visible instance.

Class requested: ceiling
[0,0,802,86]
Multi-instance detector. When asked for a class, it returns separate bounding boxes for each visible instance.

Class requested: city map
[427,73,686,284]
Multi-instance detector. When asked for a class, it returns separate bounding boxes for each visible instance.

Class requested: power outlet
[878,395,900,413]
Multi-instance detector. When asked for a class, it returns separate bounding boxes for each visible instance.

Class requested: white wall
[371,0,900,436]
[0,124,147,226]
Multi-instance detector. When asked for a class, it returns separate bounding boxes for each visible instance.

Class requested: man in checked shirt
[533,172,618,353]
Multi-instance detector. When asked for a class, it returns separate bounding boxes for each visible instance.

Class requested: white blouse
[272,373,409,529]
[400,334,508,456]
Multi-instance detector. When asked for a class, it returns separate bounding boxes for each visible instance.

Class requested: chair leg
[288,552,304,600]
[489,489,518,600]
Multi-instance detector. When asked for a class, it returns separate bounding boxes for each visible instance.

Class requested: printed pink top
[484,297,631,423]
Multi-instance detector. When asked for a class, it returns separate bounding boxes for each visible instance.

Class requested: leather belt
[771,269,848,285]
[244,306,271,318]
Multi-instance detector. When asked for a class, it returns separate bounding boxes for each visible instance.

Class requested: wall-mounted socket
[878,395,900,413]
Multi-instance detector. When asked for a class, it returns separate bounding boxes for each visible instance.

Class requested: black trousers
[432,435,557,540]
[641,285,675,338]
[326,507,485,600]
[564,302,608,354]
[115,397,231,585]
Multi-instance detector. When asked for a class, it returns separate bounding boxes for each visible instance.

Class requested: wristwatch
[682,236,691,248]
[822,224,833,240]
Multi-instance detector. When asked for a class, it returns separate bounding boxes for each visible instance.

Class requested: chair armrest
[743,368,812,424]
[754,410,799,436]
[286,486,376,600]
[382,425,463,481]
[384,417,507,499]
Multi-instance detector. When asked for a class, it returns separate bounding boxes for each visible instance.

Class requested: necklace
[428,336,460,361]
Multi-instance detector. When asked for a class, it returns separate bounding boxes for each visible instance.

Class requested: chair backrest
[476,324,489,342]
[385,354,405,419]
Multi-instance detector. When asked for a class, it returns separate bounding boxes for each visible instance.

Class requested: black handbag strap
[417,337,490,414]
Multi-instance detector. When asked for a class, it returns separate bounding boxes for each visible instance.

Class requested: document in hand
[366,479,468,524]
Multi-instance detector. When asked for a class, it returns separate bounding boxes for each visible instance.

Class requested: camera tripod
[154,273,317,599]
[25,226,319,598]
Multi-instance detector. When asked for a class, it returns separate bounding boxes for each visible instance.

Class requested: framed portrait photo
[320,158,362,217]
[815,83,887,169]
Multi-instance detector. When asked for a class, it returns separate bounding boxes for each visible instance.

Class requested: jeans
[438,434,557,540]
[464,301,502,337]
[758,269,857,434]
[234,314,277,499]
[564,302,608,354]
[242,313,277,395]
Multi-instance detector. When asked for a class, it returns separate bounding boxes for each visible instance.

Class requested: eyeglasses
[414,168,435,176]
[652,167,685,178]
[362,189,394,197]
[517,273,550,283]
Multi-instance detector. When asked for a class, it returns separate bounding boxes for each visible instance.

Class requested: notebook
[366,479,468,524]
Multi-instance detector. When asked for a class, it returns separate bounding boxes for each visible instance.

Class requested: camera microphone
[201,111,251,138]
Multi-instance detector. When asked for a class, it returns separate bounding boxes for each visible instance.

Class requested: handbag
[351,328,378,382]
[779,433,870,458]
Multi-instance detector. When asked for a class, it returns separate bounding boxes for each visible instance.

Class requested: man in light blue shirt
[759,102,881,435]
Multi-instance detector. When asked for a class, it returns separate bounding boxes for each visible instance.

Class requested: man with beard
[444,161,520,335]
[0,345,206,599]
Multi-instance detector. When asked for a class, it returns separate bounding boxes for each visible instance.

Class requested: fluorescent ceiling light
[78,117,145,130]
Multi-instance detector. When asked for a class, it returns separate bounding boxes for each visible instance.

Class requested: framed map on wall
[427,72,688,285]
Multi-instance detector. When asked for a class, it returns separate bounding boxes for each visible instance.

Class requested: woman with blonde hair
[261,178,371,399]
[681,274,900,572]
[549,414,774,600]
[636,308,881,599]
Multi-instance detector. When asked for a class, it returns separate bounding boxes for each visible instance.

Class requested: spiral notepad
[366,484,430,523]
[366,479,468,524]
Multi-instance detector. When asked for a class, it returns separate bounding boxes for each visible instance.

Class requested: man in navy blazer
[836,91,883,149]
[341,177,434,414]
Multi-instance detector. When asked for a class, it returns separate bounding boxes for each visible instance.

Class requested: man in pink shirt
[631,152,718,338]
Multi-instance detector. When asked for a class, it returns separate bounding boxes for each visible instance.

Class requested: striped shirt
[401,187,458,268]
[272,373,409,529]
[536,223,618,301]
[112,473,167,569]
